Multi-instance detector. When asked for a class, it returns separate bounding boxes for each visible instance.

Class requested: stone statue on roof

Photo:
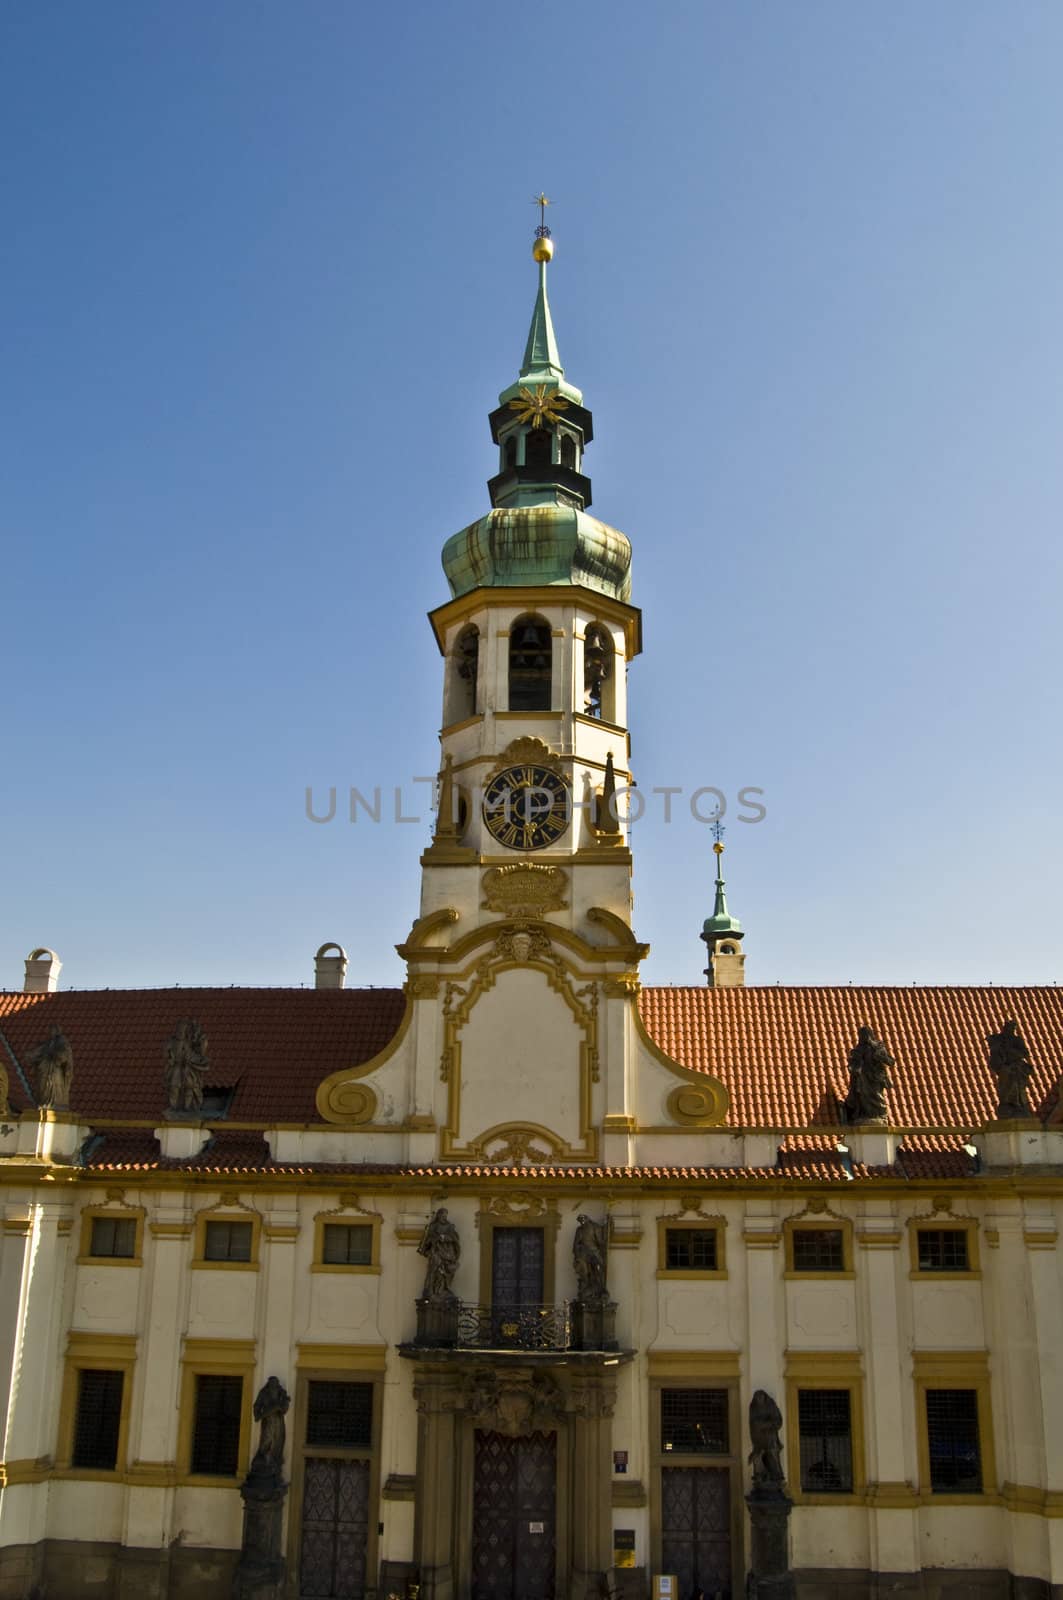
[418,1207,460,1301]
[28,1026,73,1111]
[842,1025,893,1124]
[748,1389,785,1486]
[987,1018,1033,1121]
[163,1018,209,1116]
[573,1214,609,1305]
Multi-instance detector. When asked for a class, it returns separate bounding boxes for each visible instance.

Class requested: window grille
[917,1229,969,1272]
[89,1216,136,1258]
[660,1389,729,1455]
[791,1228,845,1272]
[797,1389,853,1493]
[322,1223,373,1266]
[664,1228,718,1271]
[306,1381,373,1449]
[72,1369,124,1470]
[926,1389,981,1493]
[191,1374,243,1476]
[203,1220,253,1262]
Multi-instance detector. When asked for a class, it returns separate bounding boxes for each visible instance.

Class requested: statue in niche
[418,1206,460,1300]
[748,1389,785,1487]
[573,1214,609,1304]
[163,1018,209,1114]
[842,1025,894,1123]
[987,1018,1034,1120]
[28,1026,74,1110]
[247,1376,290,1488]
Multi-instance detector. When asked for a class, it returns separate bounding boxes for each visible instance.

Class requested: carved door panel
[660,1467,731,1600]
[299,1456,370,1599]
[491,1228,545,1345]
[472,1429,556,1600]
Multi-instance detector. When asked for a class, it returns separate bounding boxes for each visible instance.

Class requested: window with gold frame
[55,1332,137,1479]
[177,1338,256,1485]
[191,1206,261,1271]
[783,1217,854,1278]
[77,1203,145,1267]
[913,1351,996,1503]
[908,1218,980,1280]
[785,1351,866,1504]
[312,1210,382,1274]
[656,1216,728,1279]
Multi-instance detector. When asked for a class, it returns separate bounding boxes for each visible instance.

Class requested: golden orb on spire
[531,191,554,261]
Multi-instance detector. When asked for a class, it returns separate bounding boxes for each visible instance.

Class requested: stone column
[855,1217,920,1583]
[568,1371,615,1600]
[0,1197,74,1564]
[118,1208,194,1598]
[1024,1212,1063,1590]
[412,1367,462,1600]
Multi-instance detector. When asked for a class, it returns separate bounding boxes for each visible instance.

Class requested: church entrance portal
[471,1428,557,1600]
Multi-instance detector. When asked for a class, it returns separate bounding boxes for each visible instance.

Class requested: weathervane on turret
[701,820,747,988]
[532,192,554,259]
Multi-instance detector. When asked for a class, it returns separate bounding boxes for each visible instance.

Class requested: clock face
[482,764,571,851]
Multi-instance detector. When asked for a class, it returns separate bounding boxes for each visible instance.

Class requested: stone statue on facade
[28,1026,74,1110]
[248,1376,290,1488]
[987,1018,1034,1120]
[418,1207,460,1300]
[748,1389,785,1486]
[573,1214,609,1304]
[842,1025,893,1123]
[163,1018,209,1115]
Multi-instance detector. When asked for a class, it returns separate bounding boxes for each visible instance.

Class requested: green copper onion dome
[442,225,633,603]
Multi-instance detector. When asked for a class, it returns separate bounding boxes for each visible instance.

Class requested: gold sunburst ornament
[507,385,570,429]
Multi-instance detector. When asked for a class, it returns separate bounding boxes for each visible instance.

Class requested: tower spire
[521,194,563,381]
[701,822,746,987]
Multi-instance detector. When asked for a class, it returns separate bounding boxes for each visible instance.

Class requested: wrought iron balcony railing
[457,1301,574,1352]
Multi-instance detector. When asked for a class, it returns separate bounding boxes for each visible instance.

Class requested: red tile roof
[0,988,407,1123]
[638,985,1062,1128]
[0,985,1057,1154]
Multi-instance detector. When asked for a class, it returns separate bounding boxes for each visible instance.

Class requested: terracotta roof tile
[638,986,1063,1128]
[0,988,406,1124]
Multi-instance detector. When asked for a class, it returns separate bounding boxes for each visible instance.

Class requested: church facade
[1,228,1062,1600]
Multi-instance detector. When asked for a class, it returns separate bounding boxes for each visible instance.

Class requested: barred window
[191,1374,243,1476]
[203,1220,253,1262]
[89,1216,137,1259]
[791,1228,845,1273]
[926,1389,982,1493]
[306,1381,373,1449]
[321,1223,373,1266]
[917,1229,969,1273]
[660,1389,729,1455]
[664,1228,718,1271]
[72,1369,124,1470]
[797,1389,853,1493]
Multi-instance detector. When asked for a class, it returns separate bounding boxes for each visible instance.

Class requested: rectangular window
[191,1374,244,1476]
[89,1216,137,1259]
[306,1380,373,1449]
[926,1389,982,1493]
[660,1389,729,1455]
[203,1220,253,1262]
[797,1389,853,1493]
[791,1228,845,1273]
[665,1228,718,1272]
[917,1229,969,1273]
[322,1223,373,1266]
[72,1369,124,1470]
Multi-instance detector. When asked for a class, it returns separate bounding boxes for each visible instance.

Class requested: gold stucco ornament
[507,383,569,429]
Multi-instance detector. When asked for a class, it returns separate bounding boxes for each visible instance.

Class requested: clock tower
[395,221,650,1169]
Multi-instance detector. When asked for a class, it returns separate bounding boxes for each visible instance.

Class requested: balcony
[409,1298,618,1355]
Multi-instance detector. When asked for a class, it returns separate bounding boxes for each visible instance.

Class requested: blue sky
[3,1,1062,992]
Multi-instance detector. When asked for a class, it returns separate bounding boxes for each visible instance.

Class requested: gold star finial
[533,192,552,227]
[531,193,554,262]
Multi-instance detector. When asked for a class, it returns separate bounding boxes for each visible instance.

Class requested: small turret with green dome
[441,206,633,604]
[701,824,747,988]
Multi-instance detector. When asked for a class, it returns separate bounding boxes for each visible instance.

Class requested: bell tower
[417,216,642,946]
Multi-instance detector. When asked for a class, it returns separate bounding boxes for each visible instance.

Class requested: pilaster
[568,1371,616,1600]
[855,1214,920,1576]
[412,1366,462,1600]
